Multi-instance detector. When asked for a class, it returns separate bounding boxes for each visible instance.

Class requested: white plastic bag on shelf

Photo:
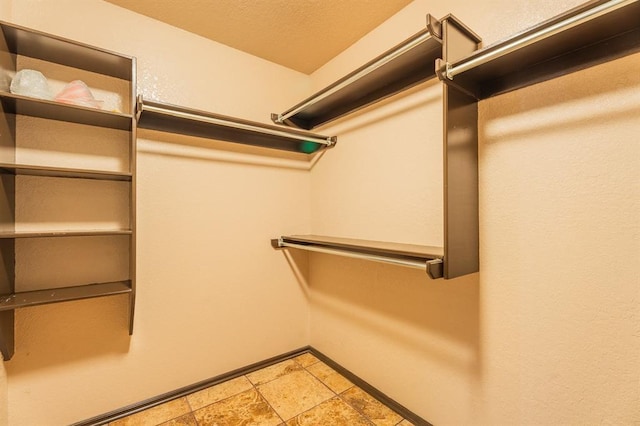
[54,80,103,109]
[10,69,53,100]
[0,69,10,92]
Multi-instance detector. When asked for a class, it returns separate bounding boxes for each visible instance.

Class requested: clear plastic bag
[54,80,103,109]
[10,69,53,100]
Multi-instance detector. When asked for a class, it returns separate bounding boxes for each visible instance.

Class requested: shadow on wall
[286,251,481,376]
[480,56,640,144]
[4,295,131,374]
[137,128,327,172]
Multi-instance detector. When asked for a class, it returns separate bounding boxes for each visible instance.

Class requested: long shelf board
[446,0,640,99]
[0,230,132,238]
[0,281,132,311]
[273,26,443,130]
[0,91,133,130]
[1,20,134,80]
[138,99,336,154]
[0,163,132,181]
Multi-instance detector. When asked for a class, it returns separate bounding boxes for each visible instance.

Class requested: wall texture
[1,0,638,425]
[308,0,640,424]
[3,1,313,424]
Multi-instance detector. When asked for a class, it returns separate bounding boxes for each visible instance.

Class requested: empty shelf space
[0,229,132,238]
[0,91,133,130]
[137,98,337,154]
[273,235,444,279]
[272,19,443,130]
[441,0,640,98]
[0,20,134,80]
[0,280,132,311]
[0,163,132,181]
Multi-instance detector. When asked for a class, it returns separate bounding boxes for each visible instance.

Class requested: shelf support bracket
[440,16,481,280]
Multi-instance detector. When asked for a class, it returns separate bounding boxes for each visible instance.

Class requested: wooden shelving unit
[272,14,481,279]
[273,1,639,279]
[0,20,137,360]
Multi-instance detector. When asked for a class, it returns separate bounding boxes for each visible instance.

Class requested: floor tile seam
[186,374,255,414]
[253,371,337,423]
[250,375,286,425]
[301,362,348,401]
[336,387,380,425]
[142,397,192,426]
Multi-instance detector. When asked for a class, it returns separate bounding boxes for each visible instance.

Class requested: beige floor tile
[257,369,335,421]
[285,396,373,426]
[186,375,253,411]
[246,359,303,386]
[193,388,282,426]
[293,353,320,368]
[158,413,198,426]
[341,387,403,426]
[110,397,191,426]
[397,419,415,425]
[306,361,353,394]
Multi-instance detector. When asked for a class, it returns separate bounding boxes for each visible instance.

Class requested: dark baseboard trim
[73,346,432,426]
[72,346,310,426]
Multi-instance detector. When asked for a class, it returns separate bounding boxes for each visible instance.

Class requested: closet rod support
[443,0,635,80]
[272,14,441,125]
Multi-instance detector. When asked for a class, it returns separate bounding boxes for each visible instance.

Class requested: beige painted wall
[2,1,313,424]
[308,0,640,424]
[0,0,638,425]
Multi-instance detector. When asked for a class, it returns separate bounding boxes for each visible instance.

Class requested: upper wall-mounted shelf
[438,0,640,99]
[271,14,479,130]
[0,162,132,181]
[272,235,444,279]
[0,20,134,80]
[0,92,133,130]
[137,97,337,154]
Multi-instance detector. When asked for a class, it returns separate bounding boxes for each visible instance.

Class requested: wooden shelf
[0,163,132,181]
[0,92,133,130]
[441,0,640,99]
[0,281,132,312]
[0,230,132,239]
[272,18,444,130]
[273,235,444,279]
[1,20,134,80]
[138,98,337,154]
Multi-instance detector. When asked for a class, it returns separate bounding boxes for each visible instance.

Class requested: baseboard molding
[73,346,431,426]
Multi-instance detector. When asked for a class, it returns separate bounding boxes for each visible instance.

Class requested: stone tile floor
[110,353,414,425]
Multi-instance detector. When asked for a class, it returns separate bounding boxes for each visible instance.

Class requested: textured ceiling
[104,0,413,74]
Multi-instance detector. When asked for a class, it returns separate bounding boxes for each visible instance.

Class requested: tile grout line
[249,374,286,425]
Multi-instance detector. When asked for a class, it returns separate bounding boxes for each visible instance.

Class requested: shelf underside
[0,230,132,238]
[0,92,133,130]
[1,20,134,80]
[138,100,334,154]
[276,29,442,130]
[0,163,132,181]
[275,235,444,278]
[0,280,132,311]
[449,0,640,99]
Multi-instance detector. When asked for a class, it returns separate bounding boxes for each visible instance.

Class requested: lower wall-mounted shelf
[0,281,132,311]
[272,235,444,279]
